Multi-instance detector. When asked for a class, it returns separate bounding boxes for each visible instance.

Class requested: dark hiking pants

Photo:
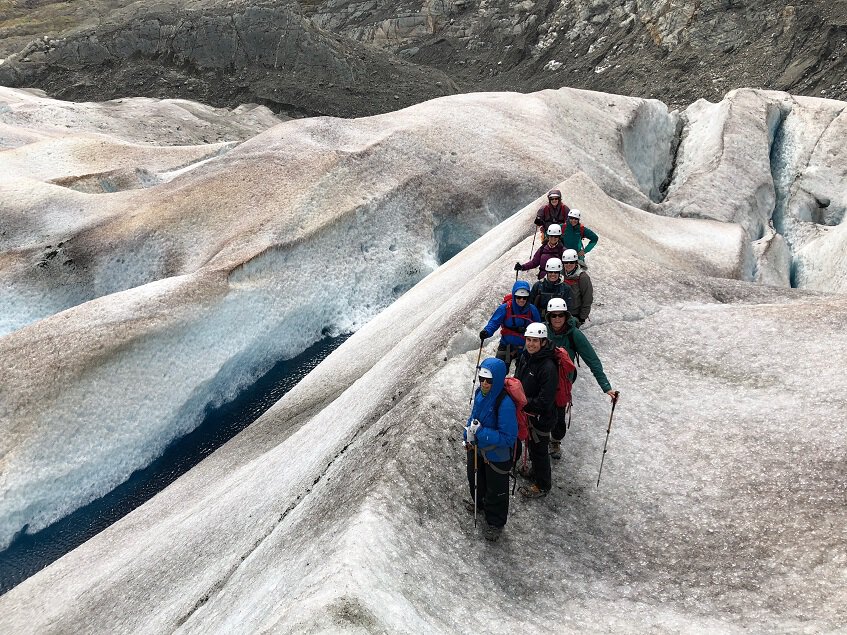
[528,415,552,491]
[467,448,512,528]
[495,342,522,374]
[551,404,570,442]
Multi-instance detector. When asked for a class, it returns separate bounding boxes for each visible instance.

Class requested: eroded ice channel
[0,334,346,593]
[0,205,511,592]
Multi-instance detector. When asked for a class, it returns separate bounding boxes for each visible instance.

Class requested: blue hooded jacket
[464,357,518,463]
[483,280,542,348]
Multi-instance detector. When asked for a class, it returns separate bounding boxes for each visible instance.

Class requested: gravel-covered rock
[1,1,846,122]
[0,0,457,118]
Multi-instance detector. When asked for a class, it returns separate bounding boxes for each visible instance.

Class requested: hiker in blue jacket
[480,280,541,372]
[464,357,518,542]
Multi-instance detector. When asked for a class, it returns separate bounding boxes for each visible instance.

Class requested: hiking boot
[483,524,503,542]
[549,441,562,460]
[463,499,483,515]
[519,484,549,499]
[517,463,534,479]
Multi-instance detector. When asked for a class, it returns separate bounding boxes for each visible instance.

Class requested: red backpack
[498,377,529,442]
[553,347,576,407]
[500,294,534,338]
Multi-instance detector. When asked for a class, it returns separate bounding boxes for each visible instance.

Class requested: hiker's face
[479,376,493,395]
[549,312,567,331]
[547,236,559,246]
[564,262,578,273]
[549,197,560,206]
[524,337,542,354]
[546,271,560,282]
[569,217,579,226]
[514,295,528,307]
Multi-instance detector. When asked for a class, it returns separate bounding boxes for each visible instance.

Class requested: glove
[534,217,544,226]
[479,329,489,341]
[514,262,523,271]
[467,419,481,445]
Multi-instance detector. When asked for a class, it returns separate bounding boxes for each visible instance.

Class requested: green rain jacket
[563,222,598,254]
[546,316,612,393]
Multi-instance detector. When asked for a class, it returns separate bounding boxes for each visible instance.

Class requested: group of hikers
[463,189,618,542]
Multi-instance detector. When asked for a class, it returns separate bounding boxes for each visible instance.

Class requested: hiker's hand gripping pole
[596,391,620,488]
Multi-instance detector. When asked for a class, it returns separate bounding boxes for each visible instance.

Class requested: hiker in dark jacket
[464,357,518,542]
[562,249,593,326]
[534,189,570,235]
[516,223,564,280]
[529,257,573,319]
[480,280,541,371]
[563,209,598,266]
[545,300,617,460]
[515,322,558,498]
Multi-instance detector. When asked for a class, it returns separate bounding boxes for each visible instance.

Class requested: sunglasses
[514,295,529,300]
[479,376,494,384]
[549,312,567,319]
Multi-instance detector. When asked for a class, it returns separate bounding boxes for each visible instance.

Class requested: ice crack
[173,412,387,628]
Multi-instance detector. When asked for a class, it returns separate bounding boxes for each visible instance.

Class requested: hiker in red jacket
[534,189,570,235]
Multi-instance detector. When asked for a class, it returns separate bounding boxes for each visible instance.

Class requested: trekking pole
[528,223,538,259]
[596,391,620,488]
[473,444,479,528]
[510,444,518,496]
[517,224,538,281]
[468,341,483,406]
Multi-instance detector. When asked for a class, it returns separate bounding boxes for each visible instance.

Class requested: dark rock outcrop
[1,0,846,116]
[300,0,847,107]
[0,0,456,118]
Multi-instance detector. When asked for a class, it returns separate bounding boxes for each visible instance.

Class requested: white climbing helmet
[568,209,582,220]
[545,258,563,272]
[547,297,569,313]
[514,287,530,298]
[478,366,494,380]
[547,223,562,236]
[525,322,548,339]
[562,249,579,263]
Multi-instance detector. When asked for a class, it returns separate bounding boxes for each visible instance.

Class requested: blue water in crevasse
[0,333,349,595]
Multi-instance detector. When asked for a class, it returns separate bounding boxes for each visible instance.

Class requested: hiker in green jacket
[545,298,617,460]
[563,209,598,267]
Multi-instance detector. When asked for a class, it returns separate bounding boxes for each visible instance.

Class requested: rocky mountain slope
[303,0,847,107]
[2,0,847,115]
[0,0,457,118]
